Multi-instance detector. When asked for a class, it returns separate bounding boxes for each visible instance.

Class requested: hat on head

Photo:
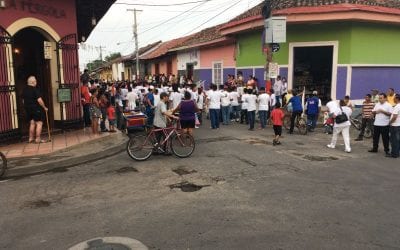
[149,85,154,90]
[312,90,318,95]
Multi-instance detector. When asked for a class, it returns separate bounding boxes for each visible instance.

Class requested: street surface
[1,122,399,250]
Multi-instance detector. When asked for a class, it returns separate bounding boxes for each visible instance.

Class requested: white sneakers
[327,144,351,153]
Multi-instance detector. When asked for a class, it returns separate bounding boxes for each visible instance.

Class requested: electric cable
[114,0,212,7]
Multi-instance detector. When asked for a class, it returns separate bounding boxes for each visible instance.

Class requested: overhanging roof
[76,0,116,42]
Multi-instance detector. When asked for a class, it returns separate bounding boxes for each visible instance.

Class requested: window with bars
[212,62,222,85]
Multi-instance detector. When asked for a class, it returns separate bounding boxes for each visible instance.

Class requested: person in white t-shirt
[244,88,257,131]
[126,86,138,110]
[240,89,249,124]
[327,99,352,153]
[207,84,227,129]
[196,88,205,125]
[221,87,231,125]
[369,93,393,155]
[230,88,240,122]
[169,85,184,110]
[388,94,400,158]
[257,87,270,129]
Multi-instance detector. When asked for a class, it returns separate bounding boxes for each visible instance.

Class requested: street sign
[44,41,52,59]
[272,43,280,53]
[265,16,287,43]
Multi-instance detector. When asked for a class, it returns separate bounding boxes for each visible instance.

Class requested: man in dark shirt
[288,90,303,134]
[23,76,48,143]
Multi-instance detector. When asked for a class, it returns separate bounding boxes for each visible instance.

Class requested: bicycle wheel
[351,119,362,130]
[283,115,291,130]
[364,127,373,138]
[297,118,308,135]
[126,135,153,161]
[171,133,195,158]
[0,152,6,178]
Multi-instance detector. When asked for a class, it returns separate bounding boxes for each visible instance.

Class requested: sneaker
[195,126,199,129]
[368,149,378,153]
[272,139,277,146]
[345,149,351,153]
[327,144,335,149]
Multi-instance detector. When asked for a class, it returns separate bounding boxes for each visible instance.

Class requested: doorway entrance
[186,63,194,80]
[289,41,338,104]
[13,27,54,134]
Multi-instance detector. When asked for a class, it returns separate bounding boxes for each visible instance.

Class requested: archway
[12,27,54,134]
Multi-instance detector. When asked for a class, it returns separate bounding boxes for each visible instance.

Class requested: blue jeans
[231,105,240,120]
[390,126,400,157]
[221,105,230,125]
[307,114,318,130]
[248,110,255,130]
[210,109,220,129]
[259,110,268,128]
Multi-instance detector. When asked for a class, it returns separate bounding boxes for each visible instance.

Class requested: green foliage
[105,52,122,62]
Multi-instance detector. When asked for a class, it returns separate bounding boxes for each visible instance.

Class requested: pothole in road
[242,138,269,145]
[172,166,197,176]
[169,182,210,192]
[26,199,51,208]
[303,155,339,161]
[115,167,138,173]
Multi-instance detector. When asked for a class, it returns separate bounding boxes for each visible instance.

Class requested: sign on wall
[268,62,279,79]
[44,41,52,59]
[57,88,71,103]
[265,17,287,43]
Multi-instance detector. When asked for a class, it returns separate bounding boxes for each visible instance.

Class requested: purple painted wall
[237,68,253,81]
[199,69,212,89]
[254,68,265,86]
[351,67,400,99]
[336,66,348,100]
[223,68,235,83]
[279,67,288,80]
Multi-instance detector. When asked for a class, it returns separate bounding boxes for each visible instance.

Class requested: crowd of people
[80,69,400,159]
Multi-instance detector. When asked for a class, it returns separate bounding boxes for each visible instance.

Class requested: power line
[182,0,242,36]
[115,0,212,7]
[138,0,209,35]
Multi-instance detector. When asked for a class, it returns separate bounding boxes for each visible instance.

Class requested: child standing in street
[107,102,117,132]
[270,102,285,145]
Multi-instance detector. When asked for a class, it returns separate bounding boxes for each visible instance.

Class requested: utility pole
[127,8,142,81]
[98,45,106,61]
[262,0,272,91]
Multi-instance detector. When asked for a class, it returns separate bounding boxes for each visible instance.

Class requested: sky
[78,0,264,70]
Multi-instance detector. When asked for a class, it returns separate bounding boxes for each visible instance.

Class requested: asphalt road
[1,123,399,250]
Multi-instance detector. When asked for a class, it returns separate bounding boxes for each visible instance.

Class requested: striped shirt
[362,101,375,118]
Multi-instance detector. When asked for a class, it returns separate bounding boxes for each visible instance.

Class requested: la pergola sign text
[7,0,67,19]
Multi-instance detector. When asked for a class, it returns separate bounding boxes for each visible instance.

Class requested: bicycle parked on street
[126,119,195,161]
[350,113,373,138]
[0,151,7,178]
[283,112,308,135]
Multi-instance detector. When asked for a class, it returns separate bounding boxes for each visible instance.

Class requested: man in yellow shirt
[387,88,396,106]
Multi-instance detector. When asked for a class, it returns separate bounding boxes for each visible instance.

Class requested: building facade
[0,0,114,143]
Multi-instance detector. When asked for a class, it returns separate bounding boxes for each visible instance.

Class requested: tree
[105,52,121,62]
[86,60,104,72]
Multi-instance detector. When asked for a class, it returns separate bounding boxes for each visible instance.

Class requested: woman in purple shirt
[173,91,199,136]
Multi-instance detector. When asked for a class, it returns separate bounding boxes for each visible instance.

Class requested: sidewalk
[2,129,128,179]
[1,129,111,159]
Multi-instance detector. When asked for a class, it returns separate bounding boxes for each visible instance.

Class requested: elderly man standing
[23,76,48,144]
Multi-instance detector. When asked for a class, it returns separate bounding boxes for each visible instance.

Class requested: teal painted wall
[236,31,265,67]
[273,23,352,65]
[350,23,400,64]
[236,22,400,67]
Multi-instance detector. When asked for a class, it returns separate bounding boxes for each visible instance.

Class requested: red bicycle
[126,119,195,161]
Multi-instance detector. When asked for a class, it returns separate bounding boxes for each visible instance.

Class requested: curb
[4,134,128,180]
